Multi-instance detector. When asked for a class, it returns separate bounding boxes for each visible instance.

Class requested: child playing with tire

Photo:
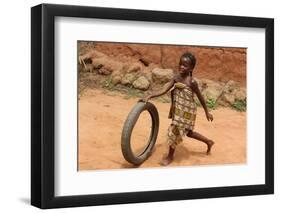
[139,52,214,166]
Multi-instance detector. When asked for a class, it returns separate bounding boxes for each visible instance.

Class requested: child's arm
[139,78,175,103]
[191,79,214,122]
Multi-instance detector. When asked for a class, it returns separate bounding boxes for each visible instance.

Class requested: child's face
[179,56,193,74]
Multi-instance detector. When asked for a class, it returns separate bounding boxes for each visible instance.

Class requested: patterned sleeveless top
[168,82,197,131]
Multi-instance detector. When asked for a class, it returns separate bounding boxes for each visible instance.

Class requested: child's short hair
[181,52,196,68]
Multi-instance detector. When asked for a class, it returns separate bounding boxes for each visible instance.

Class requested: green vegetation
[101,76,145,100]
[102,76,115,91]
[95,76,247,112]
[123,85,144,100]
[206,98,217,110]
[232,98,247,112]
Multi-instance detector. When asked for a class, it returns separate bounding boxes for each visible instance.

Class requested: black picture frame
[31,3,274,209]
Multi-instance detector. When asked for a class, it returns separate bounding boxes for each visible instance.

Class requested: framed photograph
[31,3,274,209]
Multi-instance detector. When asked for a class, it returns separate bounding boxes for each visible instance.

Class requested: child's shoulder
[190,77,199,90]
[190,77,198,84]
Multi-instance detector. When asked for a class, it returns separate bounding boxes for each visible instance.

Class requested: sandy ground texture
[78,89,246,171]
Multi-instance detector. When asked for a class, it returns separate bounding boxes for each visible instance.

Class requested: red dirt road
[78,89,246,170]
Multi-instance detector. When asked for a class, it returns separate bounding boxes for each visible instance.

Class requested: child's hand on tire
[138,95,151,103]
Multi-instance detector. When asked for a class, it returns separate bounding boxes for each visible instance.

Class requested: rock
[152,68,174,84]
[121,73,137,85]
[92,57,123,75]
[203,88,223,101]
[120,62,130,74]
[127,62,142,73]
[224,80,240,93]
[132,76,150,90]
[142,63,158,83]
[196,79,245,107]
[217,93,236,106]
[111,70,123,85]
[144,72,153,83]
[111,75,122,85]
[197,79,225,101]
[234,87,247,101]
[111,70,122,77]
[216,80,244,106]
[98,66,111,75]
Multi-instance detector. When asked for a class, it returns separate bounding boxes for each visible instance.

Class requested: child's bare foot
[160,155,173,166]
[206,140,214,155]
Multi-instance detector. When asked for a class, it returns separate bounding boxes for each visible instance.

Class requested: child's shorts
[166,124,189,149]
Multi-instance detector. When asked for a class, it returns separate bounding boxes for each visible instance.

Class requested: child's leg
[160,125,182,166]
[160,145,175,166]
[186,130,214,154]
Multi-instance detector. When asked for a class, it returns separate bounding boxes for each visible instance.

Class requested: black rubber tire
[121,102,159,165]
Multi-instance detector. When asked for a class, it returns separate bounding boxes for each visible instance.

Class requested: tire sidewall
[121,102,159,165]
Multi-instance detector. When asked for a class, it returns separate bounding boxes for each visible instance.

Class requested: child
[139,52,214,166]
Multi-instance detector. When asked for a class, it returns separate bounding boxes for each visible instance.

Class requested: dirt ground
[78,88,246,171]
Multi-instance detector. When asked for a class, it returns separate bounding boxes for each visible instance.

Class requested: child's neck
[180,71,192,78]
